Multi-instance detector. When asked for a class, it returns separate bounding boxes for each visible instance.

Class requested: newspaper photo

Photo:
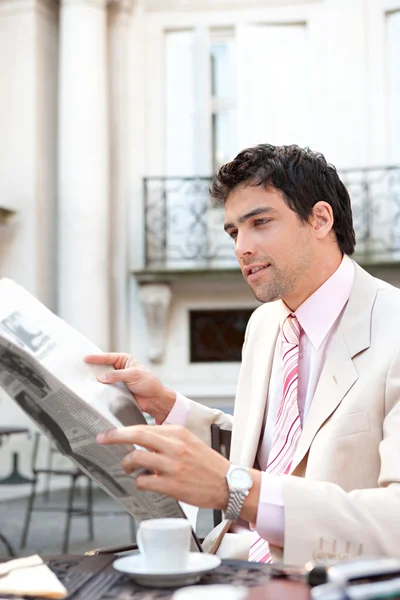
[0,278,202,551]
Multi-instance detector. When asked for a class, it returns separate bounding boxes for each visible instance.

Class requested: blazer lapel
[230,309,281,467]
[238,329,279,466]
[291,330,358,471]
[291,262,379,472]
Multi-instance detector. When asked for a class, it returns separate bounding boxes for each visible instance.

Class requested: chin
[253,284,282,304]
[253,289,273,304]
[257,294,279,304]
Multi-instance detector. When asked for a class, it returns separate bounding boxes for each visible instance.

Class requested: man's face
[224,185,316,305]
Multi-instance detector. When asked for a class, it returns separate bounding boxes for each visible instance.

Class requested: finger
[135,473,172,495]
[98,424,189,447]
[84,353,124,365]
[140,425,190,439]
[121,449,170,475]
[96,367,142,384]
[97,426,178,454]
[134,474,184,502]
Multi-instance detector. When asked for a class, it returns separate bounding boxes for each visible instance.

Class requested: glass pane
[236,24,309,148]
[212,109,237,171]
[165,30,195,175]
[210,38,235,100]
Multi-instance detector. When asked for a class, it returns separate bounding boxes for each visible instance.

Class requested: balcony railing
[143,166,400,270]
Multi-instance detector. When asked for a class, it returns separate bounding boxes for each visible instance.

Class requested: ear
[310,201,334,240]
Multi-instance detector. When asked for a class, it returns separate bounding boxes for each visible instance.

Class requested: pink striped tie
[248,314,302,563]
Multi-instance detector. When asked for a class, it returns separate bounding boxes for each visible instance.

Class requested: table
[0,426,29,440]
[20,555,310,600]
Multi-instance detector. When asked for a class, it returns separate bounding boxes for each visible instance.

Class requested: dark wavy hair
[210,144,356,256]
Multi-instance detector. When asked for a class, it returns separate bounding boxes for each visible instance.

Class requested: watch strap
[224,490,248,521]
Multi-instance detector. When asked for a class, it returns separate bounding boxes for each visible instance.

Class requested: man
[86,144,400,566]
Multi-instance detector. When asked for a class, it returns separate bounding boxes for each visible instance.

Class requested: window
[190,309,253,362]
[165,23,310,176]
[165,27,237,177]
[164,28,238,267]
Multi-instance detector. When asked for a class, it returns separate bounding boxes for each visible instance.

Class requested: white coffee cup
[137,518,191,572]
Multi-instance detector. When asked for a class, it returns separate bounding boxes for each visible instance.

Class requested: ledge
[133,267,242,283]
[353,254,400,269]
[132,254,400,285]
[0,206,16,224]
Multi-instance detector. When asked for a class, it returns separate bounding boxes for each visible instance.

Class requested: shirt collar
[276,255,355,350]
[294,255,355,350]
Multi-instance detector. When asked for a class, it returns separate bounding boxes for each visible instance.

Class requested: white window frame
[144,3,317,177]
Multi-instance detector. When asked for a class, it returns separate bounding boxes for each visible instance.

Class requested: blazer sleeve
[281,346,400,566]
[184,401,233,446]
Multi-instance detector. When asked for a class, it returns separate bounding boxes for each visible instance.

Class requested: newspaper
[0,278,201,550]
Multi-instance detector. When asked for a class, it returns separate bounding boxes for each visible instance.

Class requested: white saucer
[112,552,221,588]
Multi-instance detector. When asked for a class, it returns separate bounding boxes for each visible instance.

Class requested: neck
[283,252,344,312]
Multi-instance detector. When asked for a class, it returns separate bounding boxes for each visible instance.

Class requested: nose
[234,230,256,260]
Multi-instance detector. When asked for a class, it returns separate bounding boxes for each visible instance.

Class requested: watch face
[228,467,252,491]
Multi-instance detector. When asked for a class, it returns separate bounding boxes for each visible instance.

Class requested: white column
[108,0,133,351]
[58,0,110,349]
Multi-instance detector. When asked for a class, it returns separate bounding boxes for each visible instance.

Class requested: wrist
[224,465,260,522]
[152,387,176,423]
[217,466,230,511]
[239,469,261,523]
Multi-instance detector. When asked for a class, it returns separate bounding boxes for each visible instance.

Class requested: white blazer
[185,263,400,565]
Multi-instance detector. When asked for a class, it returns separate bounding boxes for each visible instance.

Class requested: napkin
[0,554,68,598]
[172,585,248,600]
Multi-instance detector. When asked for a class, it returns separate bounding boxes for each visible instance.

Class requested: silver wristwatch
[224,464,253,521]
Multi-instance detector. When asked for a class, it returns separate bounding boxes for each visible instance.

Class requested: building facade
[0,0,400,496]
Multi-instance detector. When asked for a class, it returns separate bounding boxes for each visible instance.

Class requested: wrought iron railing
[143,166,400,269]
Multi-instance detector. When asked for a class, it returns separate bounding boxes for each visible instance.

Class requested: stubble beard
[250,248,313,304]
[244,231,315,304]
[250,265,297,304]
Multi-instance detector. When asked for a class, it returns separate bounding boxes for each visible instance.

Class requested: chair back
[30,432,73,474]
[211,424,232,458]
[210,424,232,528]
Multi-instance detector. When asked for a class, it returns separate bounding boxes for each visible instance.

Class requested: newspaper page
[0,278,201,551]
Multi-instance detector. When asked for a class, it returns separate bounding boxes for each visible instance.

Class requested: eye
[228,230,238,240]
[254,218,271,227]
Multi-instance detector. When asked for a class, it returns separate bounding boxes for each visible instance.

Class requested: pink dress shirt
[164,255,355,548]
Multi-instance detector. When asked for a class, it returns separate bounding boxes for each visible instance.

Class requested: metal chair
[85,424,232,556]
[210,424,232,527]
[0,533,16,557]
[20,433,94,553]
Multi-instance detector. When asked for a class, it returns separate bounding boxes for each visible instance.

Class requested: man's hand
[97,425,231,510]
[84,353,175,423]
